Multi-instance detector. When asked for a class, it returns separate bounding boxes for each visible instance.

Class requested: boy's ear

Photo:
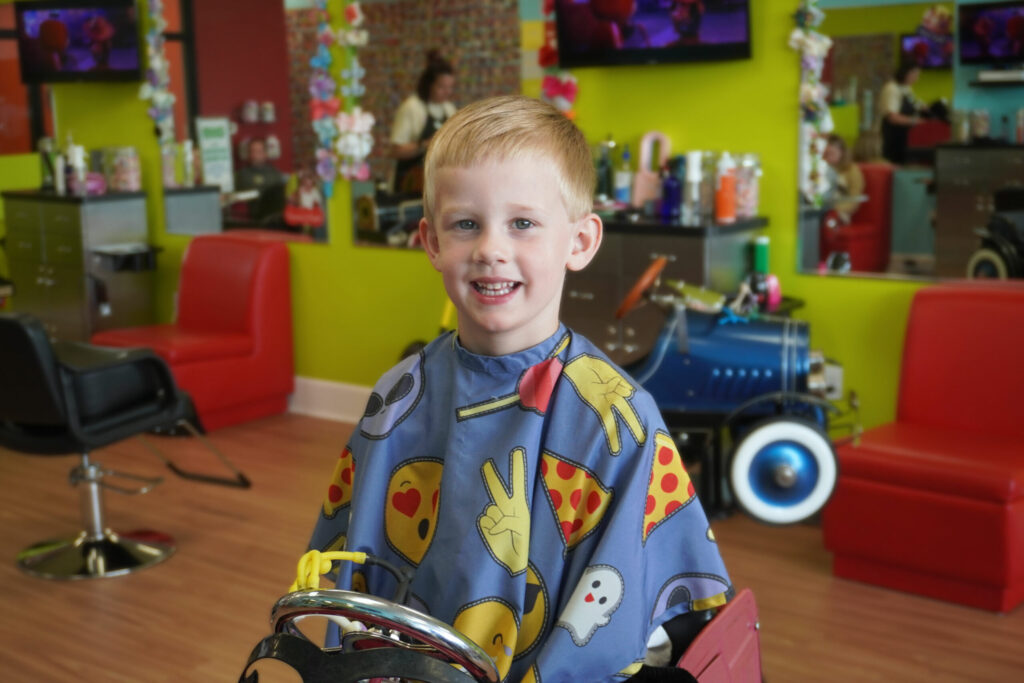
[419,217,442,271]
[566,213,603,272]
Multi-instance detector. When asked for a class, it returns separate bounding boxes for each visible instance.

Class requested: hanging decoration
[791,0,832,206]
[308,0,372,197]
[138,0,175,143]
[538,1,578,118]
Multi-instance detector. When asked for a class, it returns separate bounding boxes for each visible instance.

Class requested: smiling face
[420,156,601,356]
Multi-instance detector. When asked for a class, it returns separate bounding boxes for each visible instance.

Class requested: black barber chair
[0,312,248,579]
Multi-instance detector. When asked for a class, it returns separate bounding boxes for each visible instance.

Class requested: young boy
[307,95,731,682]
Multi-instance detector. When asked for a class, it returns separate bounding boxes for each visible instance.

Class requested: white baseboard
[289,376,371,424]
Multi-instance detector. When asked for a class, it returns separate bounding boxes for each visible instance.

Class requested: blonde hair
[423,95,595,221]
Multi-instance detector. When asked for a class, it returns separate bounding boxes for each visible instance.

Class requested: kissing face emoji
[453,598,519,680]
[385,459,443,566]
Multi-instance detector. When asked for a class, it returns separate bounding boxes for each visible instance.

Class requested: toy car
[240,551,763,682]
[967,187,1024,279]
[613,257,855,525]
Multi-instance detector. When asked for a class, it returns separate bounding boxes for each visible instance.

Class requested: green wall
[2,0,924,429]
[0,153,41,299]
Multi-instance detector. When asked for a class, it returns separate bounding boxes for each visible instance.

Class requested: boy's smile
[420,156,601,356]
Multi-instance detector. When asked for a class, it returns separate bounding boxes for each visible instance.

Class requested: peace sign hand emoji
[564,355,646,455]
[478,447,531,575]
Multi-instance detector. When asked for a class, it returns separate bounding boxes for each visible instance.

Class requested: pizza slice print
[322,445,355,518]
[540,452,612,550]
[643,431,696,543]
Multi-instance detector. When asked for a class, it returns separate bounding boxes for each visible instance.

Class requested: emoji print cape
[308,326,731,682]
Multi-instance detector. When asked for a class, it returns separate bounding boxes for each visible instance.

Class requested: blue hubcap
[747,440,819,506]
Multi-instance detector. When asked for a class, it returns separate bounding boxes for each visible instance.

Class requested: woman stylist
[390,50,456,194]
[879,61,925,164]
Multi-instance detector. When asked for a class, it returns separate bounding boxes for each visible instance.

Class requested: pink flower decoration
[345,2,364,27]
[542,74,578,103]
[310,97,342,120]
[318,26,335,46]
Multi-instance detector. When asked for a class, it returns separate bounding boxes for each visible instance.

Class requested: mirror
[348,0,522,248]
[175,0,336,243]
[798,1,962,280]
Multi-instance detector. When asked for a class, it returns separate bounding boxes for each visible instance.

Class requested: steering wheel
[241,589,500,683]
[615,256,668,319]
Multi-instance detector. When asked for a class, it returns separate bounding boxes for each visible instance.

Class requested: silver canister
[969,109,991,140]
[735,154,761,219]
[103,147,141,192]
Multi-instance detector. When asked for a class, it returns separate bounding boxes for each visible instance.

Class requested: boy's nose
[473,229,509,264]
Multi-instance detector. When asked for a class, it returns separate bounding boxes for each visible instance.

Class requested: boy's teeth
[475,281,516,296]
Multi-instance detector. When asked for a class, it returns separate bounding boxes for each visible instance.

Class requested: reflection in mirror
[352,0,521,247]
[180,0,332,242]
[799,1,962,280]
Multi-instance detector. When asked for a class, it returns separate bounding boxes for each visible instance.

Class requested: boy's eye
[513,219,534,230]
[454,219,477,231]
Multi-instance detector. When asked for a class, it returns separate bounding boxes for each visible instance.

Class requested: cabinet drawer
[3,199,41,235]
[41,202,82,234]
[6,232,42,259]
[44,230,83,265]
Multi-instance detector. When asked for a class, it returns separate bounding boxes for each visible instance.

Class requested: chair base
[16,529,175,580]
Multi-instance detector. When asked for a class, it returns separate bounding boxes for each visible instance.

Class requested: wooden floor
[1,413,1021,681]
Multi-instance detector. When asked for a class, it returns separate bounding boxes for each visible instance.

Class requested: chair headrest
[0,313,67,426]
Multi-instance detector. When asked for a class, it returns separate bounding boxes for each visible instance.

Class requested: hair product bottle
[714,151,737,224]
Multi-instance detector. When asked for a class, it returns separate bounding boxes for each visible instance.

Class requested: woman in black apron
[880,63,923,164]
[392,51,456,195]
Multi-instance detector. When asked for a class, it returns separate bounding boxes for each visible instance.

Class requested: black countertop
[1,189,146,204]
[601,214,768,236]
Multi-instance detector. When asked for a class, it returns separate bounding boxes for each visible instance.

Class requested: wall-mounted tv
[15,0,143,83]
[554,0,751,69]
[957,1,1024,66]
[900,33,953,70]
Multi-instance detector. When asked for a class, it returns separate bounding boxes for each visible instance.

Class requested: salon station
[0,1,1022,681]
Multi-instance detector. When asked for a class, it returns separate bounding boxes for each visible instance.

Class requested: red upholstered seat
[92,326,253,364]
[92,234,293,431]
[820,162,893,272]
[822,281,1024,612]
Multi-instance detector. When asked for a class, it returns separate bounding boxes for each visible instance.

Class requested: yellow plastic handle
[289,550,368,592]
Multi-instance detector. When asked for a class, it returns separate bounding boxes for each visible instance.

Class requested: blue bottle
[660,157,683,222]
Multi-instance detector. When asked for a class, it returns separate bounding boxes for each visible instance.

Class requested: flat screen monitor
[957,1,1024,66]
[555,0,751,69]
[900,33,953,69]
[15,0,143,83]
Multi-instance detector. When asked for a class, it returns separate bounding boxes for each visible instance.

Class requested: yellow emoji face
[454,598,518,680]
[322,445,355,518]
[385,459,443,565]
[515,564,548,657]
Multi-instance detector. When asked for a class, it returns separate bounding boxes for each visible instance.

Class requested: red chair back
[177,236,288,336]
[898,282,1024,438]
[851,163,894,253]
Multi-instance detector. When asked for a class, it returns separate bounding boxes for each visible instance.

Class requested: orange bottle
[714,151,737,224]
